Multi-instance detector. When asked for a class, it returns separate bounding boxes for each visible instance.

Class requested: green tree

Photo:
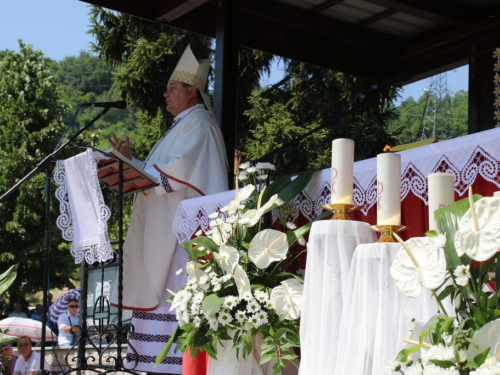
[0,41,78,306]
[243,63,401,175]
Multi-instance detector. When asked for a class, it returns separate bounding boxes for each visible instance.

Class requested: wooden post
[213,0,239,189]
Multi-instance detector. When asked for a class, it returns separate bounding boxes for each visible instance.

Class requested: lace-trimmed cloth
[54,149,114,264]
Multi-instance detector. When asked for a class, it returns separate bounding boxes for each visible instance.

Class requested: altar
[172,127,500,375]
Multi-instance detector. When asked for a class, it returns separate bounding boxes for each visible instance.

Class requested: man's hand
[108,134,132,160]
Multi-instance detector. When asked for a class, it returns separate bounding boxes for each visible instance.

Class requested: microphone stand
[0,107,110,375]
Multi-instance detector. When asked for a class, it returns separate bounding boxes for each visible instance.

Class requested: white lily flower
[213,244,239,274]
[270,278,303,320]
[248,229,289,269]
[232,265,251,300]
[454,197,500,261]
[390,234,447,298]
[239,162,250,170]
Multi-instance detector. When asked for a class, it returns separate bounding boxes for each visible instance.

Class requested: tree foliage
[389,91,468,145]
[0,41,79,306]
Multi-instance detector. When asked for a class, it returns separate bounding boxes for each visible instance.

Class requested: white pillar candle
[428,173,455,231]
[331,138,354,204]
[377,153,401,225]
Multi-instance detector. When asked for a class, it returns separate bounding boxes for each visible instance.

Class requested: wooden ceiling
[80,0,500,84]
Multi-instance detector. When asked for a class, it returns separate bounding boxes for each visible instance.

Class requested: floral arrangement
[157,163,324,374]
[387,188,500,375]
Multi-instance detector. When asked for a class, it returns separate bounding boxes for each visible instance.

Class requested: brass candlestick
[370,225,408,243]
[322,203,360,221]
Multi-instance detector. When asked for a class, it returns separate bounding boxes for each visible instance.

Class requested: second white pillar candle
[377,153,401,225]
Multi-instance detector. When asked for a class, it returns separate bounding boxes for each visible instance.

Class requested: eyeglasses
[68,305,79,308]
[18,343,30,348]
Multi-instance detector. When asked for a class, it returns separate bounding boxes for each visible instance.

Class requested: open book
[96,148,158,196]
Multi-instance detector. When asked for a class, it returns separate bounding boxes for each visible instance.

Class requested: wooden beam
[361,0,480,25]
[355,8,397,28]
[240,0,394,52]
[308,0,345,14]
[468,35,479,134]
[154,0,211,22]
[212,0,240,189]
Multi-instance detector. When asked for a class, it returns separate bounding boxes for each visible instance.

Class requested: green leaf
[0,264,18,295]
[0,332,18,345]
[474,347,490,367]
[182,236,218,261]
[434,194,481,289]
[429,360,456,368]
[262,170,316,209]
[154,325,179,367]
[202,294,225,318]
[425,230,438,237]
[193,325,210,348]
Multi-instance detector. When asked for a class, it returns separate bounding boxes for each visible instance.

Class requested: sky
[1,0,469,102]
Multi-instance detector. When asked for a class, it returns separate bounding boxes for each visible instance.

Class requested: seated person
[8,302,27,318]
[0,343,17,373]
[12,336,49,375]
[57,299,80,347]
[30,304,44,322]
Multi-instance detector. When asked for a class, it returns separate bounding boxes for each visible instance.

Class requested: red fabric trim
[110,302,159,311]
[153,164,205,196]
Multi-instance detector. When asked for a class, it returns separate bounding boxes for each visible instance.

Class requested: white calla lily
[213,244,239,274]
[232,265,251,299]
[186,261,207,283]
[270,278,303,320]
[454,196,500,261]
[390,234,447,298]
[248,229,289,269]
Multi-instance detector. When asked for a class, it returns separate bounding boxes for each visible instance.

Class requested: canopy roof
[80,0,500,83]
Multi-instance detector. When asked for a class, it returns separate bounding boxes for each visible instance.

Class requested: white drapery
[54,149,113,264]
[299,221,376,375]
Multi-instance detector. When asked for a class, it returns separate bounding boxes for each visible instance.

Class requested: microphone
[79,101,127,109]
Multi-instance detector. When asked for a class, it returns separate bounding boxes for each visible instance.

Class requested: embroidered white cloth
[173,127,500,242]
[54,149,114,264]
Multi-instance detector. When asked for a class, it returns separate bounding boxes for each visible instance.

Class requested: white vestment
[112,105,228,311]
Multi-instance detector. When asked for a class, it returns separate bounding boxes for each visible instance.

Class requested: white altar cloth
[298,220,376,375]
[334,243,440,375]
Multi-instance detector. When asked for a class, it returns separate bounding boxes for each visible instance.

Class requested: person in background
[12,336,49,375]
[0,343,17,373]
[8,302,27,318]
[29,304,44,322]
[57,299,79,347]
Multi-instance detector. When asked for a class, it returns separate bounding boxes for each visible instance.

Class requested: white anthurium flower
[390,234,447,298]
[238,184,255,201]
[260,194,278,213]
[240,209,262,227]
[454,196,500,261]
[232,264,251,300]
[239,194,279,228]
[212,244,239,274]
[227,199,239,214]
[270,278,303,320]
[186,261,207,283]
[248,229,289,269]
